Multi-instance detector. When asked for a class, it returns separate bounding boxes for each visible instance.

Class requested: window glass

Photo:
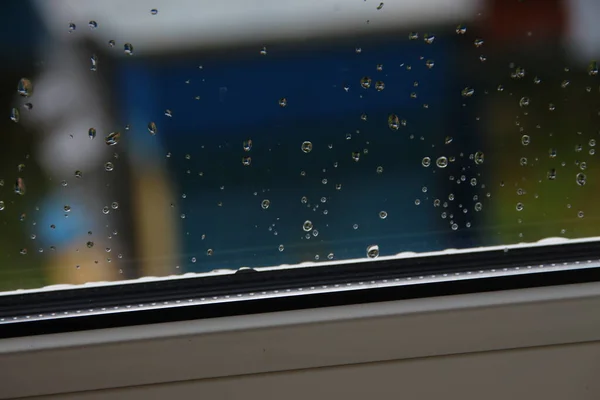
[1,0,599,293]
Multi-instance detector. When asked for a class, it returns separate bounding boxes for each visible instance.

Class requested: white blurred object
[565,0,600,62]
[35,0,482,55]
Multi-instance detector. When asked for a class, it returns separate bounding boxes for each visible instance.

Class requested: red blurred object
[487,0,566,41]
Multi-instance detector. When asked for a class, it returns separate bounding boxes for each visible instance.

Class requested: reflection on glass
[0,0,599,292]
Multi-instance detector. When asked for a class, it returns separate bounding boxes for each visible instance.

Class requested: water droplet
[423,33,435,44]
[303,220,313,232]
[422,157,432,167]
[376,2,384,10]
[0,201,4,211]
[88,127,96,139]
[516,202,524,211]
[355,47,362,54]
[163,109,173,118]
[351,152,360,162]
[241,156,251,166]
[415,199,421,205]
[111,202,119,210]
[474,202,483,212]
[10,107,19,123]
[87,241,94,248]
[24,103,33,110]
[360,76,372,89]
[241,139,253,152]
[444,136,453,145]
[473,151,484,164]
[580,162,587,171]
[105,132,121,146]
[474,38,484,47]
[278,98,287,107]
[206,248,214,256]
[388,114,400,130]
[103,162,114,172]
[147,122,157,135]
[14,178,25,195]
[519,97,530,107]
[261,199,270,209]
[379,210,388,219]
[151,8,158,15]
[335,183,342,190]
[367,245,380,258]
[376,64,383,71]
[102,206,110,214]
[561,80,570,88]
[456,24,467,34]
[88,20,98,29]
[461,87,475,97]
[68,22,76,33]
[108,40,116,47]
[408,32,419,40]
[17,78,33,97]
[588,60,598,76]
[436,156,448,168]
[521,135,530,145]
[520,157,528,166]
[124,43,134,55]
[425,59,435,69]
[547,168,557,180]
[375,81,385,91]
[301,141,313,153]
[75,170,82,178]
[353,224,359,230]
[576,172,587,186]
[376,166,383,174]
[578,211,585,218]
[20,248,27,255]
[89,55,99,72]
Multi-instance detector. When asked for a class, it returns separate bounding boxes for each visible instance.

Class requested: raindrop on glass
[303,220,313,232]
[436,156,448,168]
[360,76,372,89]
[422,157,431,167]
[68,22,76,33]
[105,162,114,171]
[10,108,19,123]
[379,211,388,219]
[151,8,158,15]
[261,199,270,209]
[88,128,96,139]
[124,43,134,55]
[576,172,587,186]
[278,98,287,107]
[105,131,121,146]
[148,122,157,135]
[519,97,530,107]
[301,141,313,153]
[367,245,380,258]
[17,78,33,97]
[388,114,400,130]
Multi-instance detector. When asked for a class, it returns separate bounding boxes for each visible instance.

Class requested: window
[1,0,599,336]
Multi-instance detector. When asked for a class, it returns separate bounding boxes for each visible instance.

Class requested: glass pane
[1,0,599,293]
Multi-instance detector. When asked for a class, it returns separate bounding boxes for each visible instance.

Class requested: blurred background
[0,0,599,291]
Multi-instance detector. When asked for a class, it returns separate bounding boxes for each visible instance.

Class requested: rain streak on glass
[388,114,400,130]
[261,199,270,209]
[105,132,121,146]
[360,76,372,89]
[422,157,431,167]
[436,156,448,168]
[302,220,314,232]
[366,245,380,259]
[17,78,33,97]
[301,141,313,153]
[124,43,134,55]
[148,122,158,135]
